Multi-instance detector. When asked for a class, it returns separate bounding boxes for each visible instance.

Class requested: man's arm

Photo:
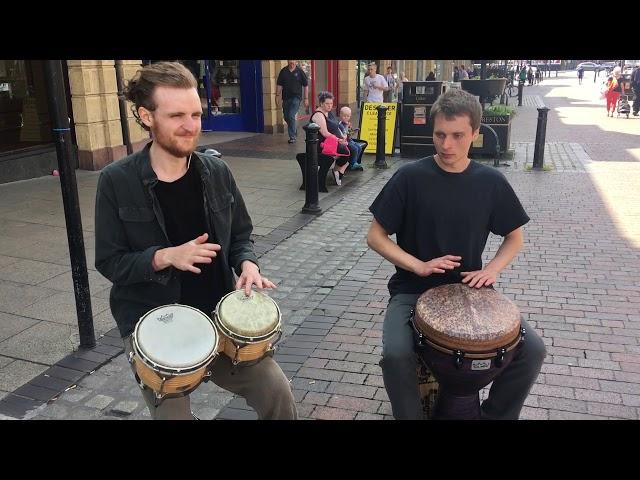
[275,85,283,108]
[303,85,309,108]
[461,226,524,288]
[381,76,390,92]
[94,172,220,285]
[94,172,172,286]
[367,219,461,277]
[484,226,524,273]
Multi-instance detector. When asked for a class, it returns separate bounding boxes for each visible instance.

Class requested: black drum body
[413,322,523,419]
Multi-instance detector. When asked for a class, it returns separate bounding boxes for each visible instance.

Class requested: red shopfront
[297,60,340,122]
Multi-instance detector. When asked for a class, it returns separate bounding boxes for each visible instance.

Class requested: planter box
[460,79,507,98]
[480,114,512,154]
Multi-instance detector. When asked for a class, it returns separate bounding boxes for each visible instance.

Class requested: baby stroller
[617,95,631,118]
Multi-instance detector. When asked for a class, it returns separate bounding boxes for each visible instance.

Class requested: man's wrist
[153,247,172,271]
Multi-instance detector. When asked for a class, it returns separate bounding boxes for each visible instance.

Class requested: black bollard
[43,60,96,348]
[375,105,389,169]
[517,81,524,106]
[301,123,321,214]
[532,107,550,170]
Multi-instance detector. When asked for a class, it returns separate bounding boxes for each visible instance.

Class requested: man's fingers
[193,233,208,244]
[187,265,202,274]
[200,243,222,252]
[196,249,218,258]
[193,256,212,264]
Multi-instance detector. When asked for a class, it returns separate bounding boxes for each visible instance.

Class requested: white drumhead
[217,290,280,338]
[136,305,217,368]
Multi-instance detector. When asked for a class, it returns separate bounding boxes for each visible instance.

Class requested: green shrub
[483,105,517,117]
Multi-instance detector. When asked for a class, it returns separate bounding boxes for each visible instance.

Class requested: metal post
[115,60,133,155]
[532,107,550,170]
[301,123,321,214]
[375,105,389,168]
[43,60,96,348]
[518,80,524,106]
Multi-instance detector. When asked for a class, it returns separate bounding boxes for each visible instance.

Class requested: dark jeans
[347,139,362,166]
[283,97,301,140]
[380,292,547,420]
[633,87,640,114]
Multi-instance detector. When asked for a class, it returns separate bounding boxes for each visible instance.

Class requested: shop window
[210,60,241,115]
[0,60,53,154]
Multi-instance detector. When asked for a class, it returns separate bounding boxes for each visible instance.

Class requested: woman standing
[605,70,622,117]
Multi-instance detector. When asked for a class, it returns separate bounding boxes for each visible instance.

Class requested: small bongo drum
[212,290,282,365]
[412,283,526,419]
[130,304,219,400]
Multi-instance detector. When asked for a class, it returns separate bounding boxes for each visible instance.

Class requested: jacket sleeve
[94,171,172,286]
[224,165,259,276]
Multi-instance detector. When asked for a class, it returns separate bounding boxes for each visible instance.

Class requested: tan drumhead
[135,304,217,370]
[216,290,280,339]
[414,283,521,352]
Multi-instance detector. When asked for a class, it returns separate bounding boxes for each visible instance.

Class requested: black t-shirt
[369,156,530,296]
[154,160,226,315]
[276,66,308,101]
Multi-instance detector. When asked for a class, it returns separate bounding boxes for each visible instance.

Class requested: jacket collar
[139,142,211,186]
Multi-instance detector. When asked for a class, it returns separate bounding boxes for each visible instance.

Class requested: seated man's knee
[381,347,416,371]
[523,329,547,365]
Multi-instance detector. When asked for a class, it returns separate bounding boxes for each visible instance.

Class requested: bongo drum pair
[128,290,282,401]
[412,283,526,419]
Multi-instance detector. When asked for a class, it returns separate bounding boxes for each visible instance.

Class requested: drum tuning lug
[127,352,135,364]
[495,348,506,368]
[454,350,464,369]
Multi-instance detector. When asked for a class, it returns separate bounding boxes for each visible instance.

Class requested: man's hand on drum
[460,268,498,288]
[414,255,462,277]
[153,233,221,274]
[236,260,277,296]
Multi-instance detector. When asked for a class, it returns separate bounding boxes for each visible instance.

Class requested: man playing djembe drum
[95,62,296,420]
[367,89,546,420]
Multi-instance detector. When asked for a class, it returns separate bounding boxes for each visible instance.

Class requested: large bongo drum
[130,304,219,400]
[412,283,526,419]
[212,290,282,365]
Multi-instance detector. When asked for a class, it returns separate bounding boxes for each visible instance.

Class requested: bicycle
[504,78,519,98]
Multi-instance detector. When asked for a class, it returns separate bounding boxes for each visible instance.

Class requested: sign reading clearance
[358,102,398,156]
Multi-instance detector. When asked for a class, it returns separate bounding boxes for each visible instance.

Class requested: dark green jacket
[94,143,258,338]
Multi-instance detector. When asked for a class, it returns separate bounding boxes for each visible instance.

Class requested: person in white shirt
[363,63,389,103]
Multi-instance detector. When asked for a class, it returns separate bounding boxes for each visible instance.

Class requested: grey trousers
[381,293,547,420]
[124,337,298,420]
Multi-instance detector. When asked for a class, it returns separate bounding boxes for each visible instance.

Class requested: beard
[152,128,200,158]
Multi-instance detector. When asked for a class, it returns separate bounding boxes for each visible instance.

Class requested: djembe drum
[412,283,526,419]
